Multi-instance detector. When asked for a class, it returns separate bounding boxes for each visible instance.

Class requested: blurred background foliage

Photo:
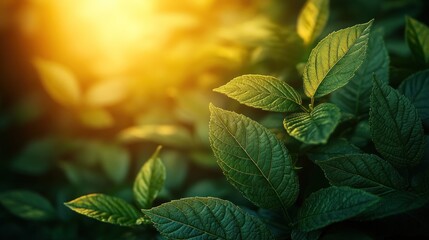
[0,0,428,239]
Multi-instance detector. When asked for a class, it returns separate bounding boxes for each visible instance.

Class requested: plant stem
[310,97,315,110]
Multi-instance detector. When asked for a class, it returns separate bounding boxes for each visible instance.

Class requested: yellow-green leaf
[303,20,373,99]
[33,58,81,107]
[133,146,166,209]
[85,78,128,107]
[297,0,330,45]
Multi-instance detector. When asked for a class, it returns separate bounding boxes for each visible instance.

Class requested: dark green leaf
[283,103,341,144]
[398,69,429,121]
[291,229,321,240]
[331,30,389,116]
[406,17,429,65]
[370,77,426,167]
[65,194,145,226]
[357,190,428,220]
[297,0,330,45]
[303,20,373,98]
[209,104,299,211]
[133,146,166,209]
[142,197,275,240]
[316,154,407,195]
[214,74,302,113]
[297,186,379,231]
[0,190,55,221]
[307,138,361,161]
[98,144,130,184]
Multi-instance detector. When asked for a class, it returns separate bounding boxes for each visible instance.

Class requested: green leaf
[307,138,361,161]
[331,30,389,116]
[0,190,55,221]
[283,103,341,144]
[214,74,302,113]
[369,77,426,167]
[316,154,407,195]
[405,17,429,65]
[98,144,130,184]
[398,69,429,121]
[65,194,145,226]
[303,20,373,99]
[291,230,321,240]
[357,190,428,220]
[142,197,275,240]
[133,146,166,209]
[297,186,379,231]
[297,0,330,45]
[209,104,299,211]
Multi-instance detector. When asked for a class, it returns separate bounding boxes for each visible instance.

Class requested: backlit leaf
[398,69,429,121]
[79,108,114,129]
[406,17,429,65]
[0,190,55,221]
[133,146,166,209]
[283,103,341,144]
[316,154,407,195]
[297,0,330,45]
[303,20,373,98]
[297,186,379,231]
[331,30,389,116]
[209,104,299,211]
[85,78,128,107]
[142,197,275,240]
[65,194,145,226]
[370,77,425,167]
[33,58,81,107]
[214,74,302,113]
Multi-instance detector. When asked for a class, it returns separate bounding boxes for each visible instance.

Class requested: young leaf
[0,190,55,221]
[370,77,426,167]
[297,0,330,45]
[65,194,145,226]
[209,104,299,212]
[303,20,373,99]
[214,74,302,113]
[316,154,407,195]
[133,146,166,209]
[331,30,389,116]
[405,17,429,65]
[142,197,275,240]
[296,186,379,231]
[283,103,341,144]
[398,69,429,122]
[33,58,81,107]
[357,190,428,220]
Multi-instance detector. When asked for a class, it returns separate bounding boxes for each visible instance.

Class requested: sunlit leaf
[331,30,389,116]
[142,197,275,240]
[297,186,379,231]
[65,194,146,226]
[209,104,299,211]
[85,78,128,107]
[0,190,55,221]
[398,69,429,121]
[370,77,425,167]
[303,20,373,99]
[79,108,114,129]
[283,103,341,144]
[406,17,429,65]
[119,124,193,148]
[316,154,407,195]
[133,146,165,209]
[297,0,330,45]
[33,58,81,107]
[214,74,302,113]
